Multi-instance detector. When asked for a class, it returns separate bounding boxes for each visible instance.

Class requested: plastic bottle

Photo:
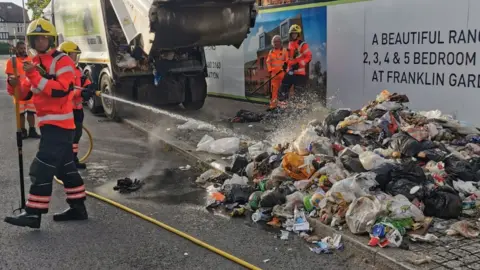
[251,209,270,222]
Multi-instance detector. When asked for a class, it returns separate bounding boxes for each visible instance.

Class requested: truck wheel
[100,73,120,121]
[182,75,206,111]
[85,70,103,114]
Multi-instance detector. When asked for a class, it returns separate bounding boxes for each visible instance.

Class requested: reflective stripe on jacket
[266,48,287,76]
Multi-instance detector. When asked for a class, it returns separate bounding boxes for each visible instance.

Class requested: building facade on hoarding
[206,0,333,103]
[0,2,29,44]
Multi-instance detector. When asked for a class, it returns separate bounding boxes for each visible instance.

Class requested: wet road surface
[0,56,361,269]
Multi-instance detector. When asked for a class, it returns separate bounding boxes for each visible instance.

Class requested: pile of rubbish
[195,90,480,252]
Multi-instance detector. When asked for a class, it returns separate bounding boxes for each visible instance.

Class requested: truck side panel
[54,0,110,66]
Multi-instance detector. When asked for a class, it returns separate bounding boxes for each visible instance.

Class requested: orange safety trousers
[270,76,284,109]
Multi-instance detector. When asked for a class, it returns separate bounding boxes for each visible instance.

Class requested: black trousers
[26,124,86,214]
[73,109,84,161]
[278,74,308,102]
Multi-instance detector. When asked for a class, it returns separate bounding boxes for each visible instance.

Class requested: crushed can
[230,207,246,217]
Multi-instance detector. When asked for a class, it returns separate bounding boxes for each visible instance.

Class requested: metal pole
[21,0,26,43]
[51,0,55,26]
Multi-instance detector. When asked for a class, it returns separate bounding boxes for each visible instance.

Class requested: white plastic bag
[318,163,347,184]
[346,196,382,234]
[418,110,442,119]
[196,135,240,155]
[375,101,402,111]
[293,126,320,156]
[311,137,334,156]
[359,151,389,170]
[326,172,378,203]
[178,120,215,131]
[294,179,311,190]
[384,195,425,222]
[222,174,248,188]
[248,141,270,158]
[453,180,480,196]
[196,135,215,151]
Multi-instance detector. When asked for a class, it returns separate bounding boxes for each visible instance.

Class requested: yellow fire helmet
[289,24,302,34]
[26,18,58,49]
[58,41,81,54]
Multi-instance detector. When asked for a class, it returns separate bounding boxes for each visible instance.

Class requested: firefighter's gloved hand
[81,88,93,101]
[291,63,299,70]
[282,62,288,71]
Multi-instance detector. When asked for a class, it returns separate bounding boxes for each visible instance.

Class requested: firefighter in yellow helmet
[58,41,93,169]
[4,18,88,229]
[278,24,312,108]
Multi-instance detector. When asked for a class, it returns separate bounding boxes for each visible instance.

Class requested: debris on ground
[194,89,480,260]
[113,177,144,193]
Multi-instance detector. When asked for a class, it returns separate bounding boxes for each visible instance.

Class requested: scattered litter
[184,253,188,256]
[280,230,290,240]
[407,256,432,265]
[410,233,438,242]
[179,165,191,171]
[263,259,270,263]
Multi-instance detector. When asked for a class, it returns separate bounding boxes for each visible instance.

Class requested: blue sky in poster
[244,6,327,71]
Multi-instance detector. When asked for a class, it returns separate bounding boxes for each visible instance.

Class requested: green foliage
[26,0,51,20]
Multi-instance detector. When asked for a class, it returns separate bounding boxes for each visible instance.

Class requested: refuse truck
[45,0,257,119]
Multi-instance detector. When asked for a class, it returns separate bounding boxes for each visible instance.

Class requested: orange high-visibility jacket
[287,39,312,76]
[266,48,288,77]
[7,49,76,129]
[5,55,36,113]
[72,67,92,110]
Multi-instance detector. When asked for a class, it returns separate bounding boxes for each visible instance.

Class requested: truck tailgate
[149,0,256,49]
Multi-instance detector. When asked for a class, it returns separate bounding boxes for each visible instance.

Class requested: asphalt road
[0,57,360,270]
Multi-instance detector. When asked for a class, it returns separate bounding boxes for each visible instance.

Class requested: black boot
[4,211,41,229]
[53,203,88,222]
[28,127,41,139]
[21,128,28,139]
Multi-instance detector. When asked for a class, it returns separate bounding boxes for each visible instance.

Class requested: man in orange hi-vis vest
[5,41,40,139]
[278,24,312,108]
[4,18,91,229]
[266,35,287,110]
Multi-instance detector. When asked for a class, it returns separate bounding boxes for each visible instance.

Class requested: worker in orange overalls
[5,41,41,139]
[278,24,312,108]
[4,18,92,229]
[266,35,287,110]
[58,41,93,170]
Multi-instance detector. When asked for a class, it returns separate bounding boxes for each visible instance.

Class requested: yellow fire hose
[53,177,261,269]
[54,95,261,269]
[78,126,93,163]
